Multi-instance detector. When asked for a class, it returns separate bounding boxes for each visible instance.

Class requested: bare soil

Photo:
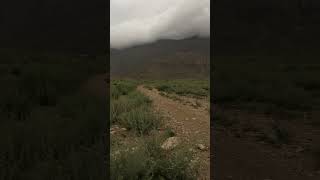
[137,85,210,179]
[212,106,320,180]
[84,76,320,179]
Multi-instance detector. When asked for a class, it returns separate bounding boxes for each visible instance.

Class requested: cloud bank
[110,0,210,49]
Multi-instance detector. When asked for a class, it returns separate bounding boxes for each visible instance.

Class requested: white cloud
[110,0,210,49]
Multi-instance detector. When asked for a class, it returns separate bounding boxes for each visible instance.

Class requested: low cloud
[111,0,210,49]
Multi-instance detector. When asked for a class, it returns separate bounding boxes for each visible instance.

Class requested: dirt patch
[212,106,320,180]
[137,85,210,179]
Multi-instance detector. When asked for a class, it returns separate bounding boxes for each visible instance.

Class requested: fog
[110,0,210,49]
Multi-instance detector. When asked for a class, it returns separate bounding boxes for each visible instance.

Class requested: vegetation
[111,136,196,180]
[143,79,209,98]
[0,49,107,180]
[110,80,198,179]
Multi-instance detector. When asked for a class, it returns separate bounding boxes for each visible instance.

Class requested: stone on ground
[161,137,181,150]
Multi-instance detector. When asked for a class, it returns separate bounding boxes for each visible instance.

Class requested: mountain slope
[110,37,210,79]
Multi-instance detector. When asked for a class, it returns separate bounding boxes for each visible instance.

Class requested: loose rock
[161,137,181,150]
[196,144,207,151]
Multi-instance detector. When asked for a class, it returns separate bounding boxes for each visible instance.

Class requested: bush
[119,106,161,136]
[111,91,151,123]
[111,86,157,135]
[111,137,197,180]
[149,79,209,98]
[111,80,137,99]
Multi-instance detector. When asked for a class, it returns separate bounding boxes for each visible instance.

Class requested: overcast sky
[110,0,210,49]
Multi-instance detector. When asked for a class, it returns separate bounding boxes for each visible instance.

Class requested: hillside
[110,37,210,79]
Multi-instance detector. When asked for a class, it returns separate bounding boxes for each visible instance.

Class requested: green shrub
[111,137,197,180]
[119,106,161,136]
[148,79,209,98]
[111,80,137,99]
[111,91,151,123]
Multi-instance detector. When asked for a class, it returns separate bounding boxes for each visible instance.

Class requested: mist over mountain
[110,37,210,79]
[111,0,210,49]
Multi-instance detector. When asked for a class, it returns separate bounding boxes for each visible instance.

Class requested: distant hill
[110,37,210,79]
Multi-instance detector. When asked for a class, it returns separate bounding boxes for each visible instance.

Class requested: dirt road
[137,85,210,179]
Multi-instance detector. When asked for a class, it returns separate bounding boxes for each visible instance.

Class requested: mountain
[110,37,210,79]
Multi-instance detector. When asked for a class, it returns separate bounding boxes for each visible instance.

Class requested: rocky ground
[137,85,210,179]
